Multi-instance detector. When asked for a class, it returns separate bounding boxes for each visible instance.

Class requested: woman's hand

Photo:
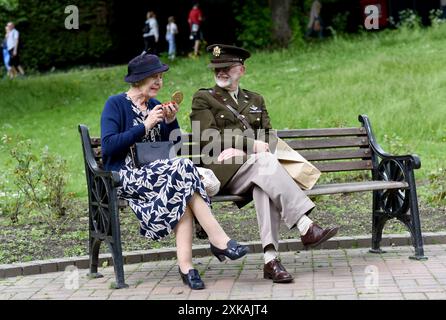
[163,101,179,124]
[143,105,165,130]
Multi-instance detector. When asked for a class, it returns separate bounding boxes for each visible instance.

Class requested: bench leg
[106,240,128,289]
[107,205,129,289]
[369,214,390,254]
[370,190,389,254]
[88,236,104,279]
[398,170,427,260]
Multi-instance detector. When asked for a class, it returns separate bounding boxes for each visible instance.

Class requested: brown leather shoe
[263,258,294,283]
[301,223,339,250]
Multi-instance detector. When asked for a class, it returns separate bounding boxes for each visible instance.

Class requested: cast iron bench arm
[359,114,421,170]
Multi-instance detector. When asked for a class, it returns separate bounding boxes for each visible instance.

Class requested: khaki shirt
[190,85,275,190]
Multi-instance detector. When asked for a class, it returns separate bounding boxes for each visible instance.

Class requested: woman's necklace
[127,91,148,117]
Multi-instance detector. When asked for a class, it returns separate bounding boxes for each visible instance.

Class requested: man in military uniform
[190,44,339,283]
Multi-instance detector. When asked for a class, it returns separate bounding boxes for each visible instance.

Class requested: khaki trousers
[226,152,315,251]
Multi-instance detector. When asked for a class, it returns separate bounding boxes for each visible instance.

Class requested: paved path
[1,245,445,300]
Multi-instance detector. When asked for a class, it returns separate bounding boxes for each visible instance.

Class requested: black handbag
[130,141,175,168]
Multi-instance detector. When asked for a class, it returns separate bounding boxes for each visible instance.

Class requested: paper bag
[275,138,321,190]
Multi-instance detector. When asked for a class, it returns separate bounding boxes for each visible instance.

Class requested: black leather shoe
[179,268,205,290]
[210,239,249,262]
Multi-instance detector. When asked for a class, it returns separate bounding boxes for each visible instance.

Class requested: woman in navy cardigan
[100,53,248,290]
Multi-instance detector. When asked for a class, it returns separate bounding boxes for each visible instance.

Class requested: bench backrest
[88,127,372,174]
[277,128,372,172]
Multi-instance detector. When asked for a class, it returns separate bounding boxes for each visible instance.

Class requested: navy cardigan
[100,93,180,172]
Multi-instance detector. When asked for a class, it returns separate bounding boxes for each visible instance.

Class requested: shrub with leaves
[234,0,273,50]
[427,168,446,206]
[429,9,445,27]
[395,9,422,29]
[0,134,73,228]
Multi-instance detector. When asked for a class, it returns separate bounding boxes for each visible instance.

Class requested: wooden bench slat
[314,160,373,172]
[287,137,369,150]
[305,181,409,196]
[212,195,247,203]
[278,127,366,138]
[181,129,367,140]
[117,180,409,208]
[299,148,372,161]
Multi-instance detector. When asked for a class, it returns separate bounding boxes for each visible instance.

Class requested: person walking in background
[6,22,25,79]
[165,16,178,61]
[305,1,323,39]
[142,11,159,55]
[188,3,203,57]
[2,26,11,77]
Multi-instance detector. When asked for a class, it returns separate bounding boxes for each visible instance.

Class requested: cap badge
[213,46,221,57]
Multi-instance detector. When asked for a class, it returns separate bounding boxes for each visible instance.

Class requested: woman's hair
[147,11,155,19]
[168,16,175,23]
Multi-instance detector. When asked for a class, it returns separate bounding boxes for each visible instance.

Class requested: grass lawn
[1,26,446,263]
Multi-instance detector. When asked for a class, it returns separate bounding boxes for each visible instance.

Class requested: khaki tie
[231,92,238,104]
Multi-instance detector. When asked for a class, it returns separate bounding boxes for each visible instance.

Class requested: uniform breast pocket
[247,111,263,129]
[215,111,235,127]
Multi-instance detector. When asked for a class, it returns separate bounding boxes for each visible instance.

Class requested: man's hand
[253,140,270,153]
[217,148,246,162]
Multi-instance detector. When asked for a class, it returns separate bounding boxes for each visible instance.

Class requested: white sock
[297,215,313,236]
[264,248,278,264]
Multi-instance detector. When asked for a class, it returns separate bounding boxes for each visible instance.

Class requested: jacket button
[220,115,225,118]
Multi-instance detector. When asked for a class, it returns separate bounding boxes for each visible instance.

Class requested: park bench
[78,114,426,289]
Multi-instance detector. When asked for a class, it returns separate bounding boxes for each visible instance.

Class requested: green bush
[388,9,422,30]
[234,0,273,50]
[429,9,445,27]
[0,0,112,70]
[427,168,446,206]
[0,134,73,228]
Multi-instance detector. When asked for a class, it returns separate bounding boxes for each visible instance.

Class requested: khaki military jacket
[190,85,275,191]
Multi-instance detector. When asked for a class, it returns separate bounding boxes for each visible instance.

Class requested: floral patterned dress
[117,95,210,240]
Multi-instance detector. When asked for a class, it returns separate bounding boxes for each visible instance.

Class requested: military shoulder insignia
[213,46,221,57]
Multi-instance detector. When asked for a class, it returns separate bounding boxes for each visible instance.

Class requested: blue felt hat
[124,53,169,83]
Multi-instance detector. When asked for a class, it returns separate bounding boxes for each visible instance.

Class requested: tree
[269,0,292,47]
